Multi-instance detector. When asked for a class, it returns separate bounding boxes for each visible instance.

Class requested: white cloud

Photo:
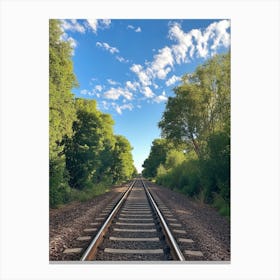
[115,106,122,114]
[126,81,139,91]
[130,64,142,73]
[130,64,152,86]
[169,20,230,62]
[66,36,77,54]
[142,86,154,98]
[127,25,142,32]
[153,83,159,89]
[80,89,94,96]
[104,87,133,100]
[87,19,111,33]
[104,88,121,100]
[116,55,129,63]
[209,20,231,51]
[60,19,86,33]
[154,91,168,103]
[100,19,111,27]
[102,100,110,110]
[107,79,119,85]
[166,75,181,86]
[115,103,134,115]
[96,41,119,54]
[87,19,98,33]
[128,20,230,106]
[151,46,174,79]
[95,85,103,92]
[169,22,195,63]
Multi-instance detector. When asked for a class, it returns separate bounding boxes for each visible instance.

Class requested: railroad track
[62,179,204,261]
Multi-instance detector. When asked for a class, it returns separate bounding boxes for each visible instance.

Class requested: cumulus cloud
[60,19,86,33]
[169,20,230,62]
[166,75,181,86]
[87,19,98,32]
[116,55,129,63]
[130,64,152,86]
[101,19,111,27]
[104,87,133,100]
[80,89,94,96]
[115,103,134,115]
[169,23,194,62]
[107,79,119,85]
[142,86,154,98]
[95,85,103,92]
[87,19,111,33]
[96,41,119,54]
[126,81,139,91]
[127,25,142,32]
[150,46,174,79]
[129,19,230,95]
[154,91,168,103]
[102,100,110,110]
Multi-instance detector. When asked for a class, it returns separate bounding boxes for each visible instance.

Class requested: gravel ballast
[49,180,230,261]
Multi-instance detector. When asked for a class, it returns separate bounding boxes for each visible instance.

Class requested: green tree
[112,135,135,182]
[164,149,186,170]
[149,52,230,217]
[64,99,115,189]
[142,139,173,178]
[49,19,78,206]
[159,52,230,157]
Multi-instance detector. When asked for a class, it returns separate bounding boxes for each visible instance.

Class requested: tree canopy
[49,20,136,207]
[143,52,231,218]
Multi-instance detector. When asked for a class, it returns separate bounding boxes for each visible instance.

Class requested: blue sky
[59,19,230,172]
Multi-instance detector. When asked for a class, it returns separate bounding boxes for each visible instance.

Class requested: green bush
[49,157,72,208]
[212,194,230,219]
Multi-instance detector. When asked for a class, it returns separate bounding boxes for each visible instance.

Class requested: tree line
[142,52,230,218]
[49,20,136,208]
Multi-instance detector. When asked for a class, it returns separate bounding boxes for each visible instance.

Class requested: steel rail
[80,180,136,261]
[141,179,185,261]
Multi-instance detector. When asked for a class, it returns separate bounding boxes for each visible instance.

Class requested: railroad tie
[116,222,154,226]
[113,228,156,232]
[173,229,187,234]
[178,238,194,243]
[184,250,203,257]
[63,248,83,254]
[77,236,92,241]
[169,223,182,227]
[83,228,97,232]
[104,248,164,254]
[109,237,160,241]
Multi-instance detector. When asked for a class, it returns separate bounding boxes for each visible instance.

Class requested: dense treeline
[142,52,230,218]
[49,20,136,208]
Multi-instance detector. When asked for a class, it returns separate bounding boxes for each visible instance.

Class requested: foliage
[49,19,78,207]
[111,135,135,182]
[142,139,174,178]
[63,99,136,191]
[159,52,230,157]
[49,20,136,208]
[64,99,112,189]
[145,52,230,218]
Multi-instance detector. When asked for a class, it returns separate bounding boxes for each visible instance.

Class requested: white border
[0,0,279,279]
